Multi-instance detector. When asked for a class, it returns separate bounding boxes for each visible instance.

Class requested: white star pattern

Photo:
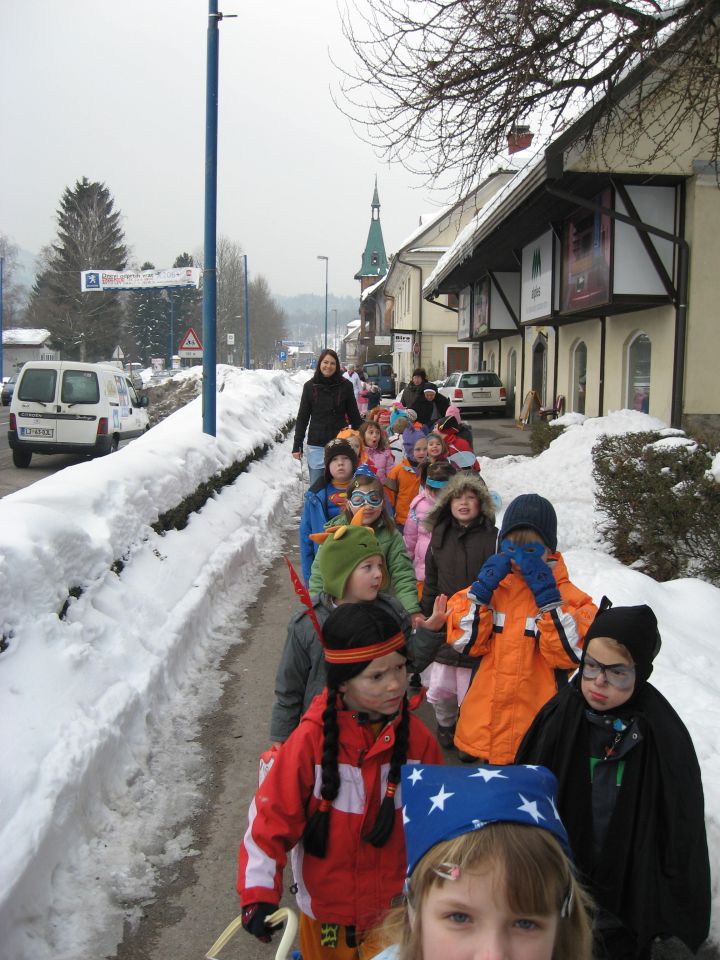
[517,793,546,823]
[469,768,508,782]
[547,794,561,821]
[428,785,455,813]
[523,765,541,770]
[472,819,488,830]
[402,805,410,825]
[407,767,424,785]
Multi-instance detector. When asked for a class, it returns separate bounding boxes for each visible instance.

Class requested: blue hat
[390,408,410,432]
[499,493,557,552]
[352,464,377,482]
[400,763,570,876]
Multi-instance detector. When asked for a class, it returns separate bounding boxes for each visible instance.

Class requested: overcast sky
[1,0,451,298]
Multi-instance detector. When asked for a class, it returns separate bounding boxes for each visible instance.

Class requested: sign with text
[81,267,201,292]
[393,332,413,353]
[521,230,554,323]
[178,327,203,358]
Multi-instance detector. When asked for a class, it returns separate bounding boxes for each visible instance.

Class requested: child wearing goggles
[308,468,423,623]
[518,602,711,960]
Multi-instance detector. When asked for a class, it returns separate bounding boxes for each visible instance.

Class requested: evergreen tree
[26,177,128,360]
[170,252,202,356]
[125,262,170,365]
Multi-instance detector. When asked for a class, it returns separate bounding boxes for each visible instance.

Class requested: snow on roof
[361,276,385,301]
[2,327,52,346]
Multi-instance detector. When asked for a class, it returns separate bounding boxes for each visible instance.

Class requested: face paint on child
[420,865,559,960]
[450,491,480,525]
[341,556,384,603]
[329,455,354,483]
[339,650,408,719]
[580,637,636,712]
[414,439,429,464]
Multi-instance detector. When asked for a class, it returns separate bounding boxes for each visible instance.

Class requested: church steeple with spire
[355,177,388,291]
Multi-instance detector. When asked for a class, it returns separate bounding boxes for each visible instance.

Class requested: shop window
[626,333,651,413]
[571,341,587,414]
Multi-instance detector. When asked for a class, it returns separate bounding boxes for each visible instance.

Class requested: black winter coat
[292,376,361,452]
[516,680,711,956]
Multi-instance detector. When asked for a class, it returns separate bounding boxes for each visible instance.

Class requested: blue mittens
[502,539,561,608]
[469,553,512,604]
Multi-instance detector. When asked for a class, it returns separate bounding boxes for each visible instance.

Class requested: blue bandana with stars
[401,763,570,876]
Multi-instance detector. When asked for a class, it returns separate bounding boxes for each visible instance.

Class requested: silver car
[439,371,507,416]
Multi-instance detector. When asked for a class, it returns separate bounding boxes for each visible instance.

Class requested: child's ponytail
[302,688,341,858]
[363,693,410,847]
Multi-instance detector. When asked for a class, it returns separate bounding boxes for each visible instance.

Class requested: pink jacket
[365,447,395,485]
[403,487,435,581]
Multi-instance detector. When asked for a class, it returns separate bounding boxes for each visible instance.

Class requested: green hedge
[592,430,720,584]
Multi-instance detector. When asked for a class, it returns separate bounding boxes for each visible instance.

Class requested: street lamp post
[317,255,328,350]
[166,291,175,368]
[243,253,250,368]
[332,308,338,353]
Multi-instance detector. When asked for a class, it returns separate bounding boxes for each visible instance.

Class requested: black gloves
[242,902,278,943]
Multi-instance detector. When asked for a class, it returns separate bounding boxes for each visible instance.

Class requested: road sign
[278,350,288,362]
[178,327,203,358]
[227,333,235,345]
[112,345,125,360]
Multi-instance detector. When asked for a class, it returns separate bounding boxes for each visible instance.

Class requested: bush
[592,430,720,584]
[530,418,565,456]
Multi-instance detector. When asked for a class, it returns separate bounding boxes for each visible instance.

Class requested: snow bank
[0,367,306,959]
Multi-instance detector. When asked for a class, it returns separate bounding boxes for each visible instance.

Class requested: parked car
[9,361,149,468]
[1,374,18,406]
[438,371,507,416]
[363,361,396,398]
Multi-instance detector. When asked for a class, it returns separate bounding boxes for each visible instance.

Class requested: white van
[9,361,149,468]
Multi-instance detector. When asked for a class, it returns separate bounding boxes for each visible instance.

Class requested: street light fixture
[317,255,328,350]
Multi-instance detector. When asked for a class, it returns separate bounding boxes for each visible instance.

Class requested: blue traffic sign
[278,350,287,361]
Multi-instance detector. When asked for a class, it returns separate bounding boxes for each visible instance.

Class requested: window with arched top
[571,341,587,414]
[626,333,651,413]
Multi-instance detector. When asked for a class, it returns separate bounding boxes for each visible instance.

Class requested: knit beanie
[583,603,661,684]
[499,493,558,552]
[390,408,410,432]
[322,601,407,686]
[317,524,387,600]
[324,438,358,484]
[446,404,462,421]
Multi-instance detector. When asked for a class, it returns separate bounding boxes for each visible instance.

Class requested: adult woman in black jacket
[292,349,362,484]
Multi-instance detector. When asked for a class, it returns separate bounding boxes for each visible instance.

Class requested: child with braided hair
[238,602,443,959]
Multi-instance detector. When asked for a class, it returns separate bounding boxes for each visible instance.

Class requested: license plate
[21,427,54,438]
[472,391,491,398]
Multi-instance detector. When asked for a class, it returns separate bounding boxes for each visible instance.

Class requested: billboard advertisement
[471,277,489,337]
[560,188,611,313]
[521,230,554,322]
[457,287,472,340]
[81,267,201,292]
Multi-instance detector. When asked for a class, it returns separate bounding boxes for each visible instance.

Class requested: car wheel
[12,447,32,468]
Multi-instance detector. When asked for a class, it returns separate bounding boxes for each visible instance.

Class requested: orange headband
[324,631,405,664]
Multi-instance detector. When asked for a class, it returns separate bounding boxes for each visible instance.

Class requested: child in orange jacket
[445,493,597,764]
[385,435,427,530]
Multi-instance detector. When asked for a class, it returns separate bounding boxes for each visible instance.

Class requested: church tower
[354,177,388,292]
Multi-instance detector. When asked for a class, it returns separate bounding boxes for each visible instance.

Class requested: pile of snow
[0,397,717,956]
[0,366,307,960]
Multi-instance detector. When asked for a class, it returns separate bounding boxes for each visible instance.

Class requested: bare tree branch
[336,0,720,191]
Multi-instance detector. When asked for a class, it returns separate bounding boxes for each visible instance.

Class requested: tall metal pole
[317,255,328,350]
[243,253,250,368]
[168,294,174,369]
[202,0,220,436]
[0,257,4,380]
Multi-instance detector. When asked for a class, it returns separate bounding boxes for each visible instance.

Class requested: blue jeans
[306,444,325,486]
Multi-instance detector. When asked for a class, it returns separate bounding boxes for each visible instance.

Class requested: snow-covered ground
[0,376,718,958]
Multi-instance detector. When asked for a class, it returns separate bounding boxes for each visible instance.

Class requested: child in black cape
[516,602,711,960]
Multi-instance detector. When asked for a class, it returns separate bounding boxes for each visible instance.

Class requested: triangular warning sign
[179,327,202,351]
